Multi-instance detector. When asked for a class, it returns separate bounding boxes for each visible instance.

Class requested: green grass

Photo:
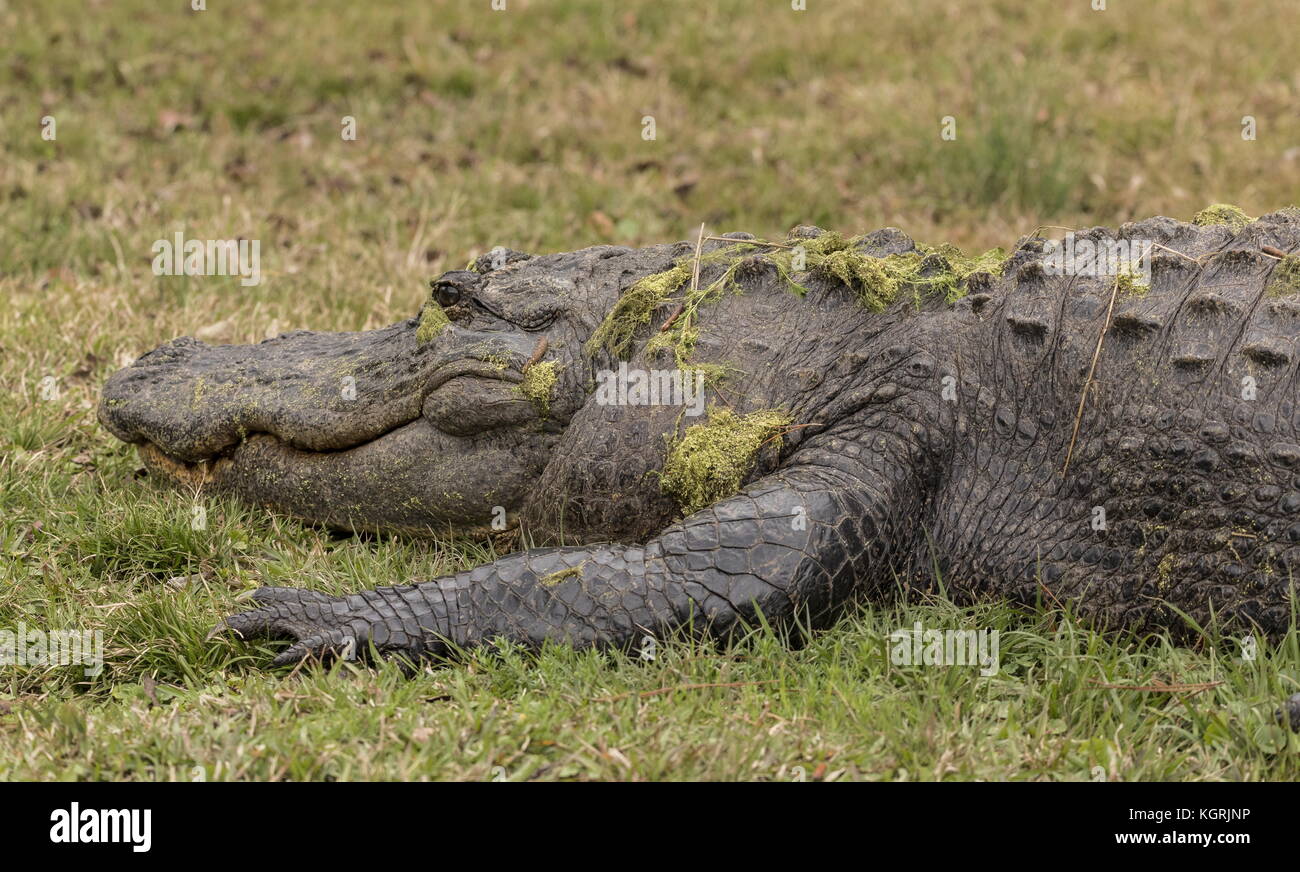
[3,0,1300,779]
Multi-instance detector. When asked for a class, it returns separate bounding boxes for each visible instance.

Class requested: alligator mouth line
[426,357,526,392]
[136,434,526,539]
[134,420,418,485]
[138,441,229,487]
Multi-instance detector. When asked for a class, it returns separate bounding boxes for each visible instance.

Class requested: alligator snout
[98,317,546,464]
[99,323,436,462]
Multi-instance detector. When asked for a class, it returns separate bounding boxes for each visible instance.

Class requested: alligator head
[98,243,682,536]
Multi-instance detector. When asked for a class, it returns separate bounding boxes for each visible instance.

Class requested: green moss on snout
[1192,203,1253,232]
[519,360,559,415]
[660,406,791,515]
[417,302,450,344]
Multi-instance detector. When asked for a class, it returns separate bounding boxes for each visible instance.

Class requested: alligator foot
[217,585,459,667]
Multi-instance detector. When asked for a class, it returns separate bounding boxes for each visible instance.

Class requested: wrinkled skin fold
[98,214,1300,668]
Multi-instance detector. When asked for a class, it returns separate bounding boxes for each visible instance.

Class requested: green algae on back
[585,230,1008,364]
[1115,258,1151,298]
[585,260,693,360]
[539,564,583,587]
[1156,552,1176,592]
[1266,255,1300,298]
[1192,203,1254,232]
[661,406,791,515]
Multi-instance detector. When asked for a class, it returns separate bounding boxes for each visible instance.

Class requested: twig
[702,235,793,249]
[1262,245,1289,260]
[1062,274,1122,475]
[759,422,820,448]
[1027,224,1081,237]
[660,223,707,335]
[659,303,686,333]
[1149,240,1204,264]
[593,679,782,704]
[1036,576,1065,611]
[521,337,548,373]
[1027,224,1203,265]
[690,222,706,293]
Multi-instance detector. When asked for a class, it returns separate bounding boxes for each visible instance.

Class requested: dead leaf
[43,266,76,288]
[165,574,203,590]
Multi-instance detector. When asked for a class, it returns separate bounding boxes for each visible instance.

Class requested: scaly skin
[100,210,1300,666]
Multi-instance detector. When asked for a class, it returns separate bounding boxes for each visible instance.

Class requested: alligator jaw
[133,415,551,536]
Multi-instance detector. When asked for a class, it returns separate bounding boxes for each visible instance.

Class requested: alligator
[99,208,1300,674]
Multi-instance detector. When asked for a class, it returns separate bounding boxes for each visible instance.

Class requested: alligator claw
[218,586,366,667]
[216,584,457,669]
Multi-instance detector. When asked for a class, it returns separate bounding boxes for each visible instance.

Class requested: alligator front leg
[220,448,924,666]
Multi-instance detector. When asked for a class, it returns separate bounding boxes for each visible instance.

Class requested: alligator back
[927,209,1300,633]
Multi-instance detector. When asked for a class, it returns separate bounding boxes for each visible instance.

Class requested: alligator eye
[433,282,461,307]
[431,270,480,308]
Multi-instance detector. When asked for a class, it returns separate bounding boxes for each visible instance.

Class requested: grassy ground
[2,0,1300,780]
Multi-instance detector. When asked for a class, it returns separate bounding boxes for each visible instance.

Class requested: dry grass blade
[1062,274,1122,475]
[1088,679,1224,693]
[592,679,783,703]
[659,223,707,334]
